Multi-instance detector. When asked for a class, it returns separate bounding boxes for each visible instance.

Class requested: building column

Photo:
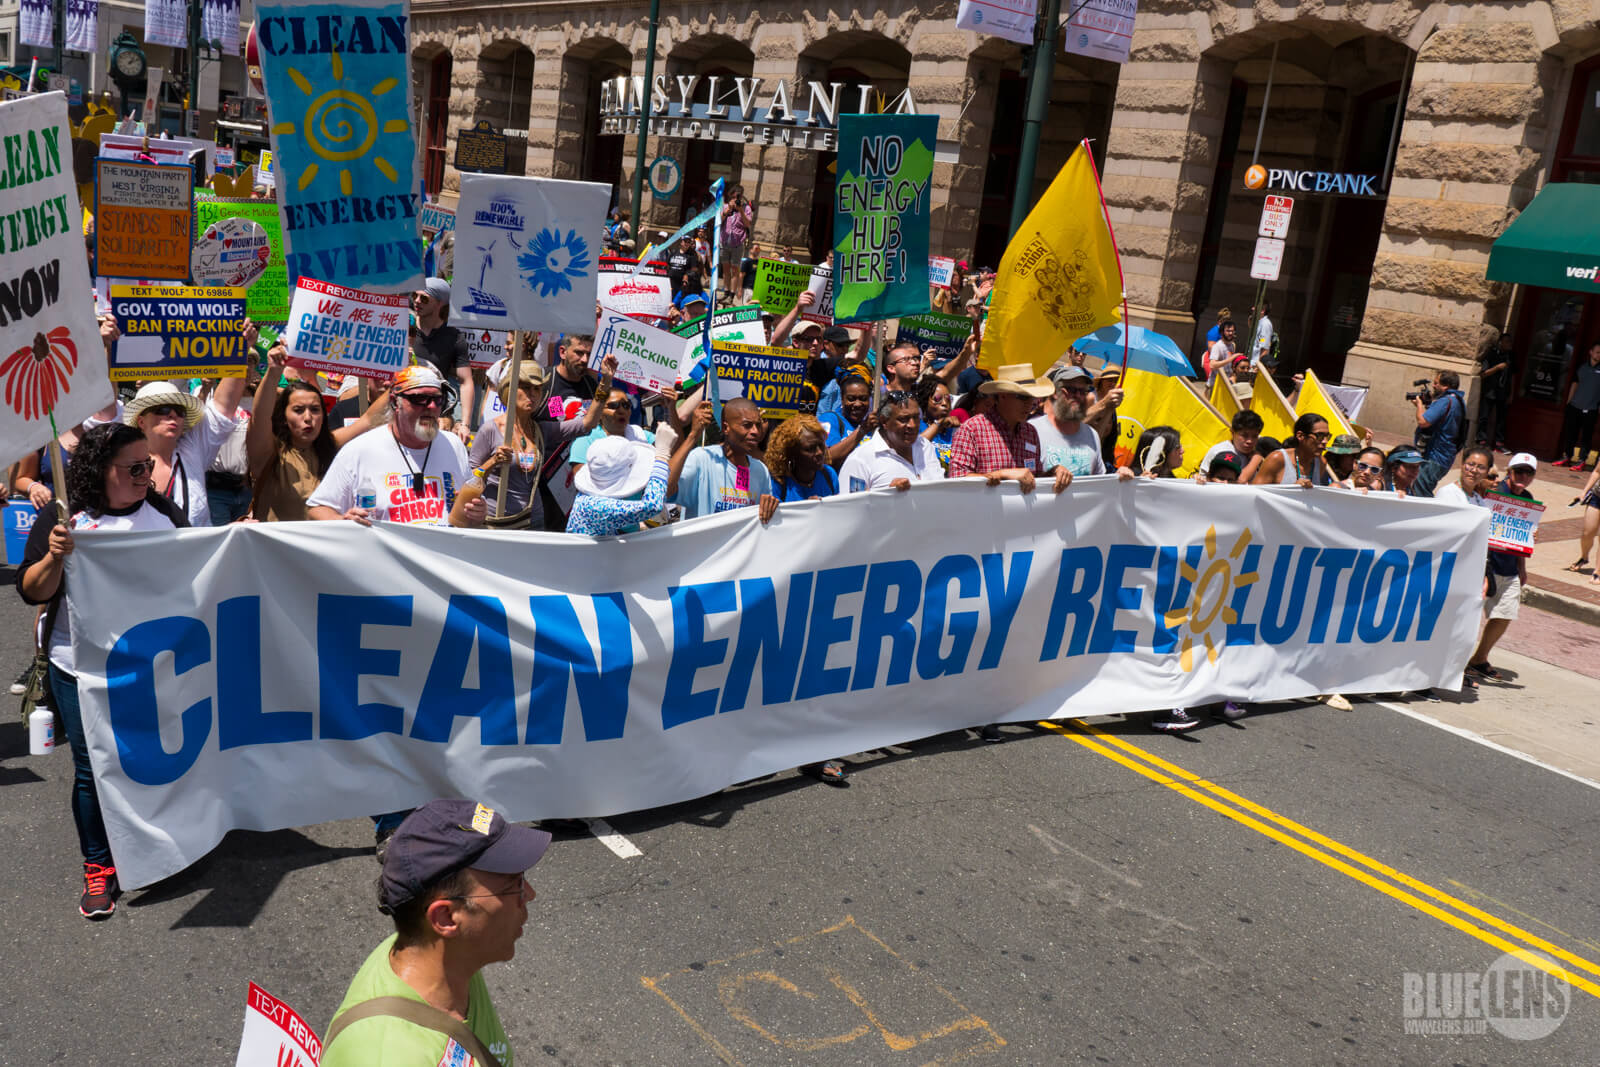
[753,25,813,254]
[906,28,993,261]
[1099,23,1225,344]
[1345,18,1557,434]
[524,33,568,178]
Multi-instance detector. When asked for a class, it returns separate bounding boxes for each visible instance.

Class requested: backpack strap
[323,996,504,1067]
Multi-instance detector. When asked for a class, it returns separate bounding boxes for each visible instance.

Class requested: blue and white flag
[450,173,609,333]
[255,0,423,293]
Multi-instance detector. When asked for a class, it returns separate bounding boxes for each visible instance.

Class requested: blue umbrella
[1073,324,1195,378]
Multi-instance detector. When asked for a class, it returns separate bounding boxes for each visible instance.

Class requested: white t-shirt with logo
[308,427,470,525]
[1028,415,1106,477]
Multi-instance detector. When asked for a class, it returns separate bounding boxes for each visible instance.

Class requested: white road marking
[585,817,644,858]
[1373,700,1600,793]
[1027,823,1143,888]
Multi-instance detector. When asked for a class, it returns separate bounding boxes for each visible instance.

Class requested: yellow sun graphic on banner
[1165,525,1261,672]
[270,51,409,195]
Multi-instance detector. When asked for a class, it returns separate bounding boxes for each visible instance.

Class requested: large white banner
[0,93,112,457]
[67,480,1487,888]
[451,174,609,333]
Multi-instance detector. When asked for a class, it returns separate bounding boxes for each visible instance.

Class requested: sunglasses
[399,392,444,408]
[115,459,155,478]
[1354,462,1383,474]
[146,404,184,419]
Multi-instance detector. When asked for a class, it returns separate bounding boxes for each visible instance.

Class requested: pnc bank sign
[1244,164,1381,197]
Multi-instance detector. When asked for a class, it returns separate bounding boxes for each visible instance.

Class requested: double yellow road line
[1041,719,1600,1002]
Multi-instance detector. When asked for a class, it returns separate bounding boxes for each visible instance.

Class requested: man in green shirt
[322,800,553,1066]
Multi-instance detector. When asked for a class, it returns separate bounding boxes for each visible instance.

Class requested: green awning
[1487,183,1600,293]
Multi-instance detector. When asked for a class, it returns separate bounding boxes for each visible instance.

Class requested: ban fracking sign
[832,113,937,322]
[110,285,250,380]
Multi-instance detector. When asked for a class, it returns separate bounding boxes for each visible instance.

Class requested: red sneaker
[79,862,118,919]
[1552,458,1571,467]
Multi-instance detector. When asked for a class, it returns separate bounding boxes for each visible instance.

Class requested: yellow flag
[1296,369,1356,437]
[1250,371,1298,443]
[1209,372,1242,423]
[984,142,1123,376]
[1115,368,1229,478]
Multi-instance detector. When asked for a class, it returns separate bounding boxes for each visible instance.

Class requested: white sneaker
[1151,707,1200,732]
[1322,693,1353,711]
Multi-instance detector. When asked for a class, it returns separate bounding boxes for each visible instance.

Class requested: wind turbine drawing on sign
[463,237,508,317]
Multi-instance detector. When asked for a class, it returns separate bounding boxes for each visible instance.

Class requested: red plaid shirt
[947,413,1042,477]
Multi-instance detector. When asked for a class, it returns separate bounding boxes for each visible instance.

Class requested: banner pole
[496,330,525,516]
[628,0,662,231]
[1077,138,1131,380]
[46,410,70,516]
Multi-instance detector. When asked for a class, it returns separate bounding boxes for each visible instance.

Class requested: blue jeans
[1411,458,1448,498]
[49,663,112,867]
[207,483,253,525]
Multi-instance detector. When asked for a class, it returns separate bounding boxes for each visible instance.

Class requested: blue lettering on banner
[94,540,1463,777]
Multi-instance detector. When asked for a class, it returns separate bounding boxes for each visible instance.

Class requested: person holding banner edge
[16,423,190,919]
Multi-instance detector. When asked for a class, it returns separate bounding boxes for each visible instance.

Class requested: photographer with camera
[719,185,755,301]
[1409,369,1465,497]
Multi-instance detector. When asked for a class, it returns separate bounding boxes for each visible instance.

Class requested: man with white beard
[1030,365,1107,477]
[309,365,489,528]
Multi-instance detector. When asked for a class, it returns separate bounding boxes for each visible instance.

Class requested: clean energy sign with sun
[254,3,423,294]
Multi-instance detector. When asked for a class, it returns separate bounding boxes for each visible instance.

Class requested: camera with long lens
[1404,378,1433,403]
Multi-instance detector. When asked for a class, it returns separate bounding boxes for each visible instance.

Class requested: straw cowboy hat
[573,435,655,498]
[123,381,204,431]
[979,364,1055,399]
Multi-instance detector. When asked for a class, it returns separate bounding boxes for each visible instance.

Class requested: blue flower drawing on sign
[518,229,591,297]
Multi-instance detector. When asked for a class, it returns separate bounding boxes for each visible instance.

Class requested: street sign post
[1258,195,1293,239]
[1250,237,1284,281]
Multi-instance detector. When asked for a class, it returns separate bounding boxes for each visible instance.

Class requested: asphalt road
[2,570,1597,1065]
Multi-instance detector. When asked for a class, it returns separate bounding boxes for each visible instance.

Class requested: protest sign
[929,256,956,289]
[1485,492,1544,556]
[94,159,194,280]
[804,263,834,324]
[191,216,271,289]
[254,0,422,293]
[194,198,289,322]
[896,312,971,364]
[110,284,249,380]
[215,145,235,169]
[598,256,672,319]
[0,93,113,447]
[101,132,216,176]
[235,983,321,1067]
[451,173,609,332]
[67,479,1489,890]
[281,277,409,380]
[712,341,810,417]
[833,113,938,322]
[419,202,455,235]
[753,258,812,315]
[672,304,765,344]
[593,310,691,392]
[464,327,507,370]
[258,149,274,187]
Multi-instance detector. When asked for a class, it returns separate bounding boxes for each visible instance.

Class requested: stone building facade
[410,0,1600,446]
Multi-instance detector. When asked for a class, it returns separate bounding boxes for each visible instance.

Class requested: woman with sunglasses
[467,353,616,529]
[1351,446,1389,493]
[122,322,251,526]
[15,423,189,919]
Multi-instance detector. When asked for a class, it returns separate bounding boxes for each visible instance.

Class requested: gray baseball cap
[378,799,551,911]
